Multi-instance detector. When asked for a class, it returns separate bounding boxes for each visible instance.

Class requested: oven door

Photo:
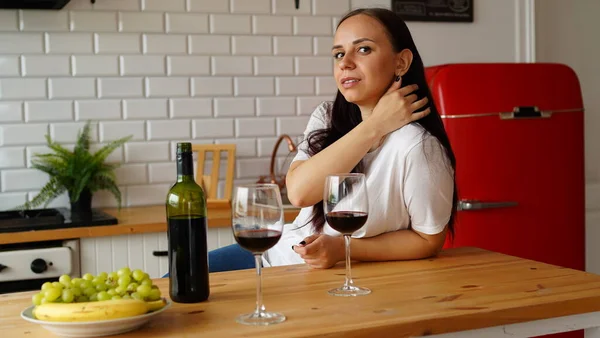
[0,239,80,294]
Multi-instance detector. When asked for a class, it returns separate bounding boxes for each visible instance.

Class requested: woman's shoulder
[306,100,334,128]
[386,123,430,146]
[311,100,333,120]
[384,123,444,158]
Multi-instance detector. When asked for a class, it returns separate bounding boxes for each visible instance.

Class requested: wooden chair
[192,144,236,202]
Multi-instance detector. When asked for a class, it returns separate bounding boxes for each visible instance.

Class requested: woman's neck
[358,104,375,121]
[357,103,385,152]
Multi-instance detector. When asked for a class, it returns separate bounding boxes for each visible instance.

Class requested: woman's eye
[358,46,371,53]
[333,52,344,59]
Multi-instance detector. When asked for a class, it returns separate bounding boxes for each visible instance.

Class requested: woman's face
[332,14,398,108]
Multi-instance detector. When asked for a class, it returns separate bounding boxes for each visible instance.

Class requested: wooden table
[0,203,300,245]
[3,247,600,337]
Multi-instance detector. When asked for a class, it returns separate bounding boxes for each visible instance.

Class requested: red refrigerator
[426,63,585,338]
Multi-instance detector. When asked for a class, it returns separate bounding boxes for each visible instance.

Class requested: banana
[33,299,154,322]
[146,298,167,312]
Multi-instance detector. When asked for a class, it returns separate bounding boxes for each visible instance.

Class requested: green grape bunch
[31,268,162,306]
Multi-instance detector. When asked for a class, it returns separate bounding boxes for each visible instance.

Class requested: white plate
[20,299,171,338]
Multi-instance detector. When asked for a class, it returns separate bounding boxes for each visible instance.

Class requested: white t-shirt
[264,101,454,267]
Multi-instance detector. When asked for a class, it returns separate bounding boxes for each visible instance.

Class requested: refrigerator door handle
[500,106,551,119]
[458,200,518,211]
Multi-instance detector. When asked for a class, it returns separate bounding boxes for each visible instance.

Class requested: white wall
[352,0,534,64]
[535,0,600,275]
[0,0,530,211]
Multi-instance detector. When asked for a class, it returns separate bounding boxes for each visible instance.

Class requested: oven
[0,239,81,294]
[0,239,80,294]
[0,207,117,294]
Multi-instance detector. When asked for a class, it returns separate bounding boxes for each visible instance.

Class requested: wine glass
[324,173,371,297]
[232,183,286,325]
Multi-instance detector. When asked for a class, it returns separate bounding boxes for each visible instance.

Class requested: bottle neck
[177,152,194,182]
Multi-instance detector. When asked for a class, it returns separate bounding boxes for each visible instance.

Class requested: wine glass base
[328,285,371,297]
[236,311,286,326]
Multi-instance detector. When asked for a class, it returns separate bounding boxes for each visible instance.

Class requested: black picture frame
[392,0,474,23]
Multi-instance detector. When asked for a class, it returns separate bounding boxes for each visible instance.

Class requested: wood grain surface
[2,247,600,337]
[0,203,300,245]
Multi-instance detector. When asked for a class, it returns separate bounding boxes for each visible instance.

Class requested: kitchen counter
[0,202,300,245]
[3,247,600,337]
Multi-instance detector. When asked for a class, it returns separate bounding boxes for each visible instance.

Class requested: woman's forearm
[350,228,447,262]
[286,119,381,208]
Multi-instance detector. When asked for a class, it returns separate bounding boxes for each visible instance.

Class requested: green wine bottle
[165,142,209,303]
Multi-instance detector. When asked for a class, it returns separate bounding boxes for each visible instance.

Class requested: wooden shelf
[0,202,300,245]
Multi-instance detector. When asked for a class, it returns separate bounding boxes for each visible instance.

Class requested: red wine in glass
[231,183,286,326]
[324,173,370,297]
[326,211,368,235]
[235,229,282,253]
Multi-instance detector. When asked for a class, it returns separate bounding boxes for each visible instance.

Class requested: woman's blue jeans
[162,244,256,278]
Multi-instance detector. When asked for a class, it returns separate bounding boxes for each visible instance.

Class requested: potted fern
[17,121,132,214]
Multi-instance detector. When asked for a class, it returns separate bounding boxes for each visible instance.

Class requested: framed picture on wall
[392,0,474,22]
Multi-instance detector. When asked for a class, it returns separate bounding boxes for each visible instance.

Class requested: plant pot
[70,188,92,215]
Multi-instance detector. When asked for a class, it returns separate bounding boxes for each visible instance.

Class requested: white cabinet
[79,228,235,278]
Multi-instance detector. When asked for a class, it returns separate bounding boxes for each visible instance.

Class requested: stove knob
[0,264,7,273]
[31,259,48,274]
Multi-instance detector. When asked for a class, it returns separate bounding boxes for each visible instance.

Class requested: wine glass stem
[254,254,266,315]
[344,235,353,288]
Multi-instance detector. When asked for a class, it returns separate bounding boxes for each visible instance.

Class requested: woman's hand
[367,77,431,138]
[292,234,345,269]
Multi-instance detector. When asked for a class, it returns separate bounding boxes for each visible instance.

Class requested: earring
[395,75,401,82]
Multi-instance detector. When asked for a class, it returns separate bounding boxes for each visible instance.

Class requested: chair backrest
[192,144,236,202]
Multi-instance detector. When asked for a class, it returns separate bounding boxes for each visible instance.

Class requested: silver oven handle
[458,200,518,211]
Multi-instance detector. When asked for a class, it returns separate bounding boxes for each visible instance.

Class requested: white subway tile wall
[50,122,99,143]
[71,11,118,32]
[25,145,51,167]
[210,14,251,34]
[20,10,69,32]
[75,100,121,120]
[165,13,208,34]
[234,77,274,96]
[73,55,119,76]
[214,98,255,117]
[46,33,93,53]
[0,10,18,31]
[189,35,230,54]
[0,101,23,122]
[252,15,292,35]
[49,78,96,99]
[25,100,73,121]
[232,36,272,55]
[231,0,271,14]
[95,33,141,54]
[0,33,44,53]
[89,0,137,11]
[0,147,25,168]
[22,55,71,76]
[119,12,164,33]
[274,36,312,55]
[0,78,47,99]
[188,0,229,14]
[142,0,185,12]
[120,55,165,76]
[257,97,296,116]
[0,0,344,209]
[167,56,210,76]
[123,99,168,119]
[0,56,21,76]
[1,169,49,191]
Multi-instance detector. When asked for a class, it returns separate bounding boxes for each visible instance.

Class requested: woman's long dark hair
[303,8,458,238]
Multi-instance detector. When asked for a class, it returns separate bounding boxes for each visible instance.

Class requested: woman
[209,7,457,272]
